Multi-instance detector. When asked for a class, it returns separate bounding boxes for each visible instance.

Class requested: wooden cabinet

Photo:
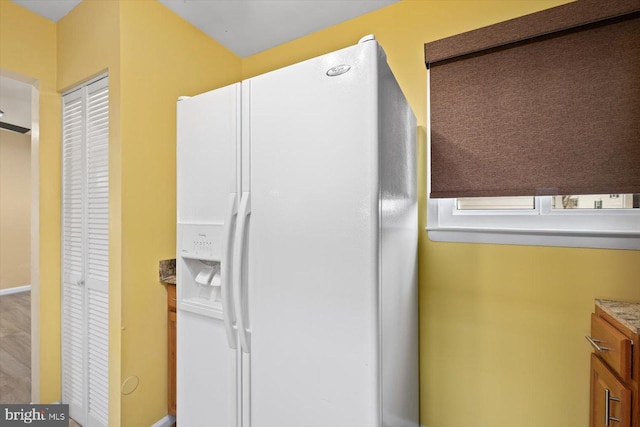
[588,302,640,427]
[591,354,631,427]
[168,284,177,417]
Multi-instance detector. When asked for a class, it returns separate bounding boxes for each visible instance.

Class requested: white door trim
[31,81,41,404]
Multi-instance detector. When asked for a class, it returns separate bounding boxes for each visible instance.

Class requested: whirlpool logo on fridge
[0,405,68,426]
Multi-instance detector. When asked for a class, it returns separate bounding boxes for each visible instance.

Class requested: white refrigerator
[176,36,418,427]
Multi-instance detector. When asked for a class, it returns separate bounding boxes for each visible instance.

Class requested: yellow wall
[57,1,122,421]
[58,0,241,424]
[5,0,640,425]
[242,1,640,426]
[2,0,240,423]
[243,0,571,124]
[0,0,59,403]
[0,130,31,290]
[118,1,240,424]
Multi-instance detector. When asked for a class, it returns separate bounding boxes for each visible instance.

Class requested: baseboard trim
[0,285,31,296]
[150,414,175,427]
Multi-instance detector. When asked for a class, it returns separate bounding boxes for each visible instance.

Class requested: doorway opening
[0,69,40,404]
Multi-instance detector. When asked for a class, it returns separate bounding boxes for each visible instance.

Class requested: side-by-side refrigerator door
[177,84,241,426]
[246,41,382,426]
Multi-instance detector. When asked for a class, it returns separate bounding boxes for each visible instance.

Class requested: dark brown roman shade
[425,0,640,199]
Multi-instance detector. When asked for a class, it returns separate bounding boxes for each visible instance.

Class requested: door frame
[30,79,41,404]
[0,69,40,402]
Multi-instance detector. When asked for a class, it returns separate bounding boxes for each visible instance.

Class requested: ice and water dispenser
[178,224,225,319]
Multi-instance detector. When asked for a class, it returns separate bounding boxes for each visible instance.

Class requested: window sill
[426,227,640,250]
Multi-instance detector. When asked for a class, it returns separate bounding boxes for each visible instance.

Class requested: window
[427,194,640,250]
[456,194,640,211]
[551,194,638,210]
[423,0,640,250]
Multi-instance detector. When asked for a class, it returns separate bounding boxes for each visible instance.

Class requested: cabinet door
[168,309,177,416]
[590,353,631,427]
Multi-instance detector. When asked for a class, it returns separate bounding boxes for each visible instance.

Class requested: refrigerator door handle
[221,192,238,349]
[233,191,251,353]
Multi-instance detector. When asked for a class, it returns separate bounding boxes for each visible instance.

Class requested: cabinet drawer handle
[586,335,610,352]
[605,389,621,426]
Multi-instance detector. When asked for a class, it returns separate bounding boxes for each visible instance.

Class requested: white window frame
[427,196,640,250]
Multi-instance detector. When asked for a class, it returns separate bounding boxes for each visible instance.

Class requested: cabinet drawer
[168,284,176,311]
[589,314,632,381]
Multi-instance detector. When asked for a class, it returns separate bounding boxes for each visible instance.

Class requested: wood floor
[0,291,81,427]
[0,291,31,404]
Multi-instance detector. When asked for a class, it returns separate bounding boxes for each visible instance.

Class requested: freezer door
[177,84,241,425]
[177,84,239,224]
[177,310,238,426]
[246,41,382,426]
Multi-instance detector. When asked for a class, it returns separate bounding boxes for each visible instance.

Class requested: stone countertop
[159,259,176,285]
[596,299,640,335]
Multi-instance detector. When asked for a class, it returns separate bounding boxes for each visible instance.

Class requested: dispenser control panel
[180,224,222,261]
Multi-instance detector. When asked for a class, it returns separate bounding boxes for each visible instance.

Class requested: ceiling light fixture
[0,109,4,117]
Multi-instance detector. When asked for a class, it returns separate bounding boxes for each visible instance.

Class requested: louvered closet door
[62,76,109,427]
[85,77,109,427]
[62,87,86,425]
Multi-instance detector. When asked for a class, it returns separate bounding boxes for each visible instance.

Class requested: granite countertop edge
[159,258,176,285]
[596,298,640,335]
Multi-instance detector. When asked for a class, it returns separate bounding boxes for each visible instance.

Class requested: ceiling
[3,0,399,130]
[12,0,82,22]
[157,0,398,57]
[12,0,399,57]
